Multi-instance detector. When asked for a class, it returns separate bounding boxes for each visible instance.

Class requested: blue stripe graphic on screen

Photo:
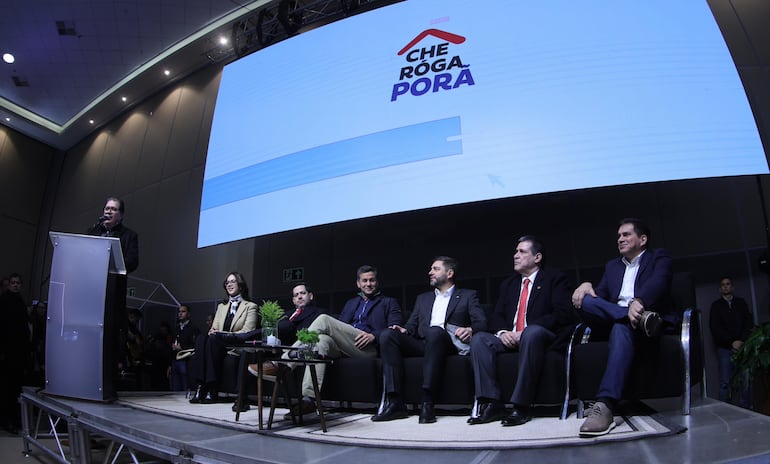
[201,116,462,210]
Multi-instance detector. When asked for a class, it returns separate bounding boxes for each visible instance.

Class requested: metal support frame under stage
[20,390,178,464]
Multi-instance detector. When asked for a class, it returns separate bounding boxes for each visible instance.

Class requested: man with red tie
[247,283,325,376]
[468,236,575,426]
[277,283,326,346]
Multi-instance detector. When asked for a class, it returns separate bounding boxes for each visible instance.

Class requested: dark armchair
[571,272,705,416]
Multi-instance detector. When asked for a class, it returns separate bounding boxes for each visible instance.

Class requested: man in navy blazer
[468,236,575,426]
[572,218,672,437]
[372,256,487,424]
[286,265,402,418]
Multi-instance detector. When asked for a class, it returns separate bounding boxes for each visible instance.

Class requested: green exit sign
[282,267,304,282]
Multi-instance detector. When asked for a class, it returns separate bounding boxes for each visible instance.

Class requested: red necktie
[515,278,530,332]
[290,306,303,322]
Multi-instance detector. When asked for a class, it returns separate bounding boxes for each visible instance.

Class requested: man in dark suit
[246,283,326,376]
[85,196,139,391]
[709,277,753,408]
[372,256,487,424]
[86,197,139,273]
[572,218,672,437]
[277,283,327,346]
[285,265,402,418]
[467,236,575,426]
[169,304,200,392]
[0,273,31,433]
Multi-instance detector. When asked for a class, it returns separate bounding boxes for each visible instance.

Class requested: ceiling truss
[229,0,403,60]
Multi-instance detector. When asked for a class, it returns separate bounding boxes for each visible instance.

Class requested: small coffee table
[266,357,334,432]
[229,342,333,432]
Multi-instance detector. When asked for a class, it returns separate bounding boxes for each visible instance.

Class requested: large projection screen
[199,0,767,247]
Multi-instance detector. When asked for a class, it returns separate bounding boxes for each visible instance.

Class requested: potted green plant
[259,300,285,345]
[296,328,320,359]
[731,322,770,414]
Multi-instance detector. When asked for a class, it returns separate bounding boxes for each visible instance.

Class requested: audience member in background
[0,273,31,433]
[145,321,174,390]
[372,256,486,424]
[28,301,48,387]
[572,218,672,438]
[121,308,145,388]
[205,313,215,331]
[189,272,258,404]
[246,283,326,377]
[468,236,575,426]
[283,265,402,419]
[158,321,173,344]
[710,276,754,409]
[169,305,200,393]
[0,276,9,295]
[125,308,144,368]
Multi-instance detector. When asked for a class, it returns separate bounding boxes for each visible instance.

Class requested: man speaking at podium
[86,197,139,394]
[86,197,139,273]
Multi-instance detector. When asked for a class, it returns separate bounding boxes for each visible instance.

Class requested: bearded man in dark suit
[372,256,487,424]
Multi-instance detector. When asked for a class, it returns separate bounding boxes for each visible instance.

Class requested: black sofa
[571,308,703,416]
[233,273,702,419]
[571,272,704,416]
[317,325,583,419]
[320,317,702,420]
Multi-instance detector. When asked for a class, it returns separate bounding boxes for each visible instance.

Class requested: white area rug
[119,392,281,432]
[270,411,679,449]
[118,392,683,449]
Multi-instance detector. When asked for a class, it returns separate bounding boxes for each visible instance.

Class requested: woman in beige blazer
[189,271,258,403]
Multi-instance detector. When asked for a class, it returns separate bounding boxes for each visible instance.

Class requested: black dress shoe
[468,401,508,425]
[189,385,204,404]
[232,400,250,412]
[640,311,663,337]
[418,402,436,424]
[468,403,485,423]
[200,386,218,404]
[501,407,531,426]
[371,402,409,422]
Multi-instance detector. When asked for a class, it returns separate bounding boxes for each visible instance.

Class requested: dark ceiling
[0,0,769,155]
[0,0,270,150]
[0,0,393,150]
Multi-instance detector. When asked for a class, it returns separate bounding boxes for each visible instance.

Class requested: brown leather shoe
[579,401,616,437]
[247,361,279,377]
[283,399,316,421]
